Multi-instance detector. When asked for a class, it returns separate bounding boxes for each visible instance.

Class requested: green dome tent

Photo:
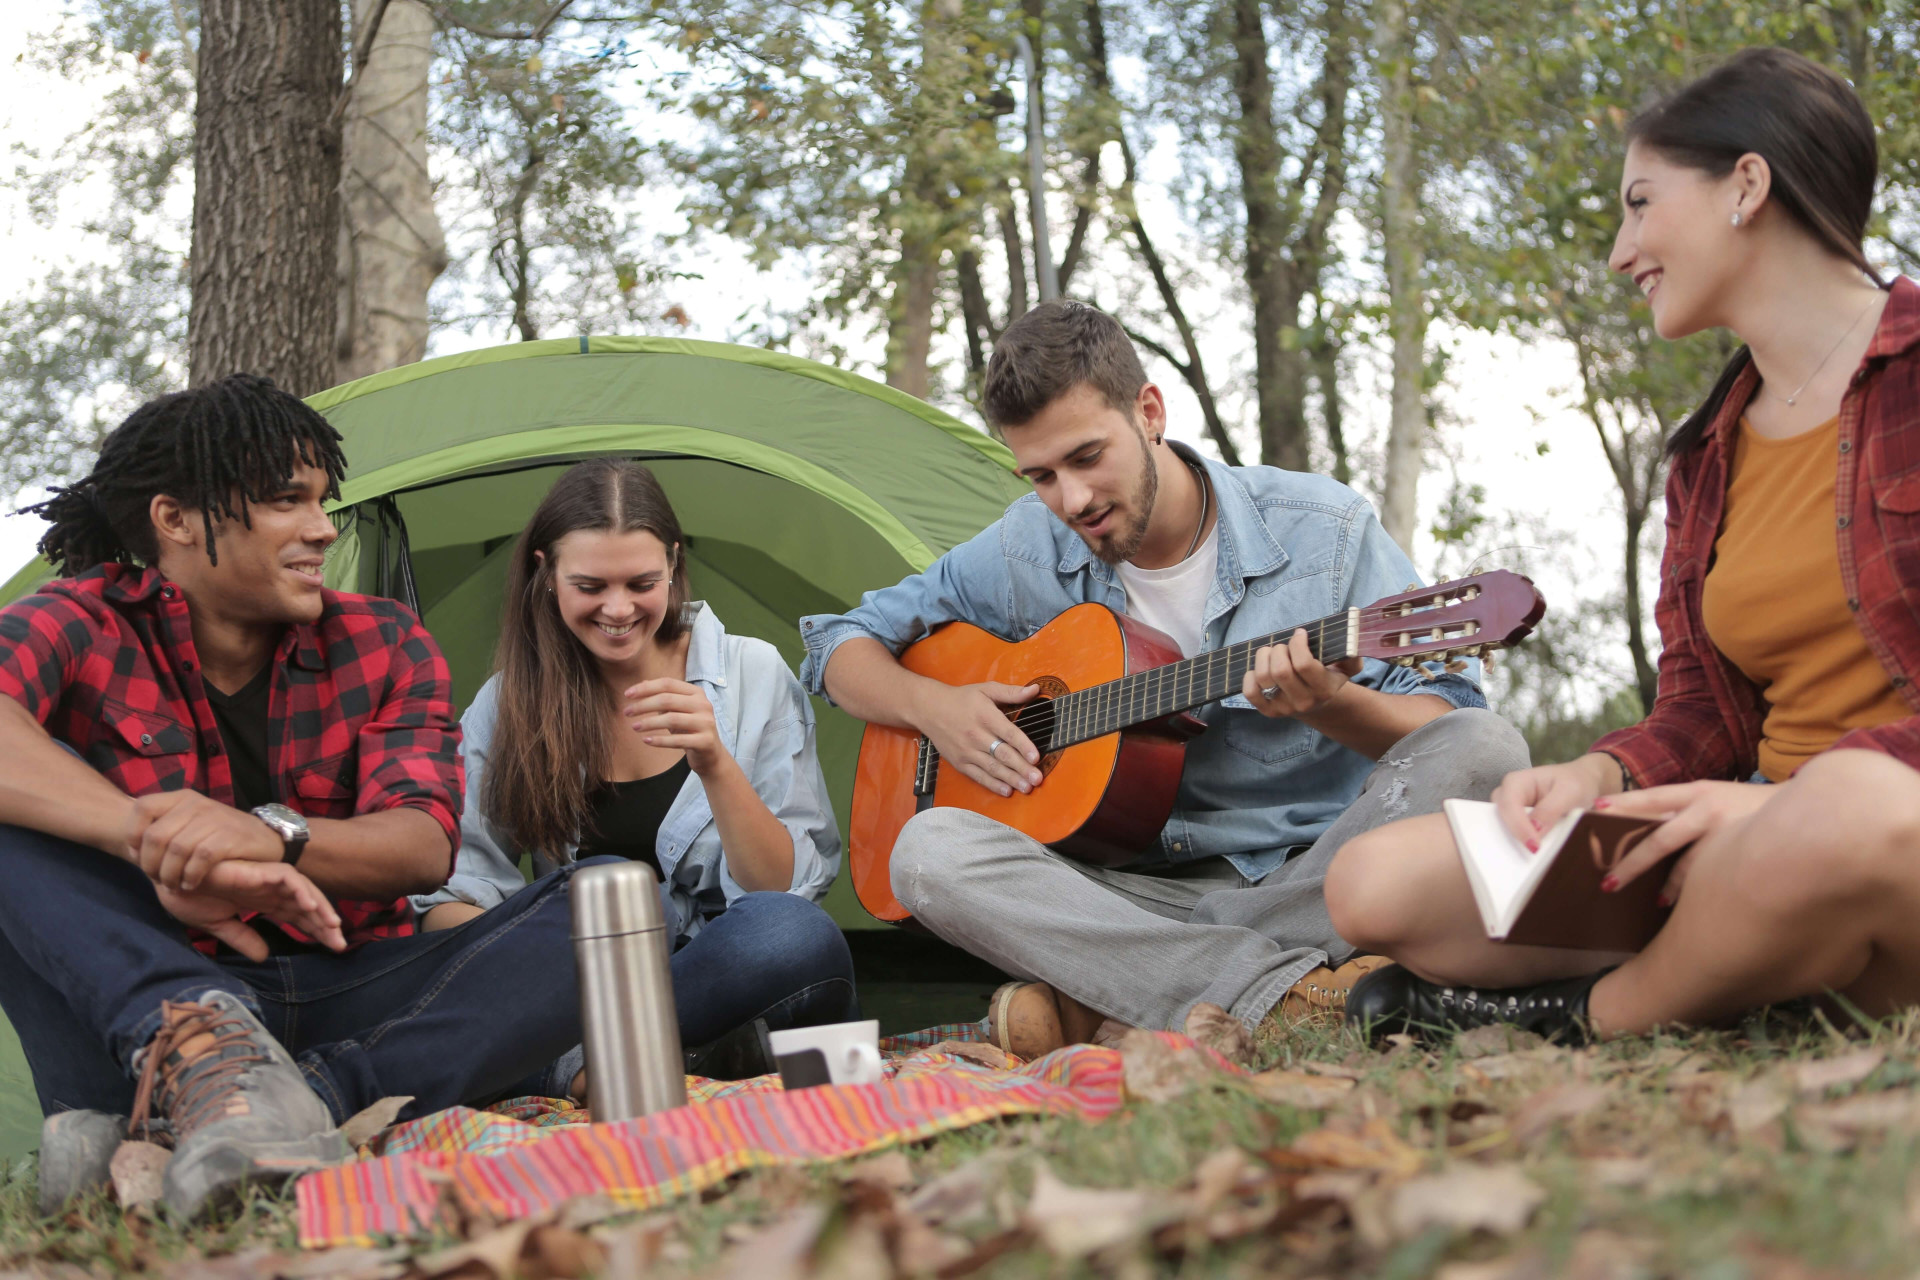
[0,336,1027,1159]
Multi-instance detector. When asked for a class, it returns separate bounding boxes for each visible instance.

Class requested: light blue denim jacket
[412,602,841,937]
[798,447,1485,883]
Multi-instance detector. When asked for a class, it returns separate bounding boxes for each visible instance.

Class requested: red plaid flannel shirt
[0,564,464,950]
[1593,276,1920,786]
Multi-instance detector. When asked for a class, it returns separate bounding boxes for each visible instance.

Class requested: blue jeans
[0,827,856,1124]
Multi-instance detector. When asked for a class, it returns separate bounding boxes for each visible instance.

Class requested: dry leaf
[1433,1255,1548,1280]
[340,1096,414,1151]
[1288,1118,1424,1178]
[1792,1049,1885,1097]
[1024,1164,1166,1258]
[841,1150,916,1190]
[712,1204,829,1280]
[1249,1069,1356,1110]
[1183,1003,1256,1069]
[1793,1091,1920,1153]
[1464,1047,1571,1082]
[1726,1077,1792,1137]
[1454,1025,1547,1059]
[1387,1163,1546,1240]
[1119,1029,1232,1102]
[276,1245,411,1279]
[526,1225,605,1278]
[415,1215,547,1279]
[591,1217,674,1277]
[922,1040,1017,1070]
[1563,1229,1658,1280]
[1294,1170,1394,1251]
[1509,1082,1611,1144]
[905,1148,1019,1226]
[109,1140,171,1210]
[1580,1156,1656,1189]
[1302,1060,1366,1080]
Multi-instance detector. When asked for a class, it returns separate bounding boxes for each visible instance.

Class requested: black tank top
[577,758,692,876]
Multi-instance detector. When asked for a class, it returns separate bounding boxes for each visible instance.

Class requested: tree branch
[169,0,198,81]
[333,0,396,125]
[430,0,574,41]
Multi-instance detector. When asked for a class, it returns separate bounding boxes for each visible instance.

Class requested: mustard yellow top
[1701,416,1908,780]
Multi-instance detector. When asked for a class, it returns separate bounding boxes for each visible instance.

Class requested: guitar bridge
[912,736,938,799]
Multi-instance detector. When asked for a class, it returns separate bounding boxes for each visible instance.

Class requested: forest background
[1,0,1917,759]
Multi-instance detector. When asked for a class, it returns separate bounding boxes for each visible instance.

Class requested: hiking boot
[36,1110,129,1216]
[128,991,349,1220]
[985,982,1110,1059]
[1344,963,1610,1046]
[1271,956,1395,1022]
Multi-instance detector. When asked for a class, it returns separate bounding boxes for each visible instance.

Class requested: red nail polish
[1525,838,1539,853]
[1656,891,1673,908]
[1600,875,1620,893]
[1592,797,1610,809]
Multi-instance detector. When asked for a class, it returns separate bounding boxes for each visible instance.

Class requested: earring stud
[1730,211,1743,226]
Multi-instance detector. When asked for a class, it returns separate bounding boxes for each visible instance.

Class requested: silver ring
[1261,685,1281,699]
[987,738,1004,759]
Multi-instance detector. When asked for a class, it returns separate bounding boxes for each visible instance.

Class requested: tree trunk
[887,251,938,399]
[1312,317,1350,485]
[887,3,954,399]
[191,0,344,394]
[1621,500,1657,714]
[1377,0,1426,549]
[336,0,447,384]
[1230,0,1306,470]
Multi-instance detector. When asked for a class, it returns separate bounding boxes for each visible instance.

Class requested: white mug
[769,1019,883,1089]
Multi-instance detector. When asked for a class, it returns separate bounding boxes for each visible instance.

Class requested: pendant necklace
[1770,292,1882,406]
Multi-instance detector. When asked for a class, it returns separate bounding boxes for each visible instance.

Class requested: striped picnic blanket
[295,1022,1134,1248]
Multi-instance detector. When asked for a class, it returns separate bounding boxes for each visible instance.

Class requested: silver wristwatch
[251,803,310,867]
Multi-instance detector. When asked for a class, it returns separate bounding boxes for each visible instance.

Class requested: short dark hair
[1627,48,1885,455]
[27,374,348,575]
[982,301,1148,430]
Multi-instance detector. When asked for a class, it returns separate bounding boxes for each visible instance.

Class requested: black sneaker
[128,991,350,1219]
[684,1018,776,1080]
[36,1110,129,1216]
[1345,963,1610,1045]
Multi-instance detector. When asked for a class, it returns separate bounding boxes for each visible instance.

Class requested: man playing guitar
[800,302,1529,1053]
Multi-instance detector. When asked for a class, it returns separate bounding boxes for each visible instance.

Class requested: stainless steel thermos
[571,862,686,1121]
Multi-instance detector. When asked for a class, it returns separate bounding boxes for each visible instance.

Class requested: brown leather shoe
[1275,956,1395,1020]
[987,982,1110,1059]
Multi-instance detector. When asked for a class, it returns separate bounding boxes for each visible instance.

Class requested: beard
[1081,429,1159,565]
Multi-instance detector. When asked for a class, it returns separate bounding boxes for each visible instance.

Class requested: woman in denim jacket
[413,460,854,1084]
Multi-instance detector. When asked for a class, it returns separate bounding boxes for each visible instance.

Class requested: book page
[1443,799,1536,936]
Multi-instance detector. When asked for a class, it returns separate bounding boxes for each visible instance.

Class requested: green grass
[7,1010,1920,1278]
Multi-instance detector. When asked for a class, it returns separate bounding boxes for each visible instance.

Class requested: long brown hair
[485,459,690,856]
[1625,48,1886,455]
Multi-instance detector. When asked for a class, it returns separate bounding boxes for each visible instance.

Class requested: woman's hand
[1241,629,1365,720]
[623,678,728,776]
[1591,780,1772,903]
[1491,754,1624,847]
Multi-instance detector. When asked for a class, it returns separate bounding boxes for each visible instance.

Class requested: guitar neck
[1045,608,1358,750]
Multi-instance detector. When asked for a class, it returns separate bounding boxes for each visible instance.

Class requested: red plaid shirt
[1594,276,1920,786]
[0,564,463,950]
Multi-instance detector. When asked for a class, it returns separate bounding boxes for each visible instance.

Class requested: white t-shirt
[1113,523,1219,658]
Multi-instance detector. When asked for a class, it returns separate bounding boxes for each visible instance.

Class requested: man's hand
[154,858,345,960]
[914,680,1044,798]
[1243,629,1364,720]
[126,790,284,892]
[1591,780,1772,905]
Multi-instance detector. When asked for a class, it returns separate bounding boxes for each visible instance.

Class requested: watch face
[254,804,308,836]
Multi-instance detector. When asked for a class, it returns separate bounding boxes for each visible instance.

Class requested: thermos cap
[570,861,668,940]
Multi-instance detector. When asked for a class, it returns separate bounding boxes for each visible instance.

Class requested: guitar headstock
[1357,570,1546,670]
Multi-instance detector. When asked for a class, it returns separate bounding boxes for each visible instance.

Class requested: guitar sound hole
[1011,699,1057,755]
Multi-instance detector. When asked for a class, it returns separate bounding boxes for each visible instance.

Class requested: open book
[1443,799,1673,951]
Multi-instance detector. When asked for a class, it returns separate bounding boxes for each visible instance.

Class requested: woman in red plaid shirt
[1323,48,1920,1042]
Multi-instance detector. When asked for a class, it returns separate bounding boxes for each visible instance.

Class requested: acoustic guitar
[848,570,1546,922]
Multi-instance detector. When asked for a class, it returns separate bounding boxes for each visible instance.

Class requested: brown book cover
[1445,800,1674,952]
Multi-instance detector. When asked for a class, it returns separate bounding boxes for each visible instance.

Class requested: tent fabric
[0,338,1027,1159]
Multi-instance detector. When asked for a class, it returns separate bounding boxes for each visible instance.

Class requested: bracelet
[1596,751,1635,792]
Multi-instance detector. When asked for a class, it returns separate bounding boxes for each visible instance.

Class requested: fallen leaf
[1793,1092,1920,1152]
[1024,1163,1167,1258]
[1119,1029,1233,1102]
[1294,1170,1394,1251]
[1464,1047,1570,1082]
[922,1040,1017,1070]
[1726,1077,1792,1138]
[1454,1025,1547,1059]
[1509,1082,1611,1144]
[1249,1069,1355,1110]
[1302,1061,1366,1080]
[1564,1229,1658,1280]
[1433,1255,1547,1280]
[340,1096,414,1150]
[277,1245,411,1279]
[415,1214,547,1279]
[556,1194,629,1230]
[1288,1118,1424,1178]
[1387,1163,1546,1240]
[841,1150,916,1189]
[591,1217,674,1277]
[710,1204,829,1280]
[1184,1003,1257,1069]
[526,1224,605,1278]
[109,1140,171,1210]
[905,1148,1019,1227]
[1793,1049,1885,1098]
[1580,1156,1656,1189]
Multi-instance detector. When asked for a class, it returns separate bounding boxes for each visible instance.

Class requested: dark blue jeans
[0,827,857,1124]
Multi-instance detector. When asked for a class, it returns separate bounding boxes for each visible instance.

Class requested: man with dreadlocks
[0,375,588,1219]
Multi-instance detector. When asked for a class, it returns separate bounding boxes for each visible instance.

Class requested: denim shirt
[412,602,841,938]
[798,447,1485,882]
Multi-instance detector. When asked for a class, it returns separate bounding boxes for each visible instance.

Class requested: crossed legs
[1325,748,1920,1034]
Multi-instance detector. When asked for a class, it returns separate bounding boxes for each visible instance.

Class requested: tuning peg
[1444,657,1469,674]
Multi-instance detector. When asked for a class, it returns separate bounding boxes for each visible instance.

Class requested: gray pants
[890,708,1530,1031]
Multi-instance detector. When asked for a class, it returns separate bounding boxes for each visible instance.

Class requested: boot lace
[129,1000,269,1144]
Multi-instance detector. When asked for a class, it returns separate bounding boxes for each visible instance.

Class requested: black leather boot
[1345,963,1611,1045]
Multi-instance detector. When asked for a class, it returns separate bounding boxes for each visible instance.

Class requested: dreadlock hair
[26,374,348,576]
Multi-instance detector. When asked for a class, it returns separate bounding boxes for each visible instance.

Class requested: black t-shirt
[577,758,691,877]
[204,664,274,813]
